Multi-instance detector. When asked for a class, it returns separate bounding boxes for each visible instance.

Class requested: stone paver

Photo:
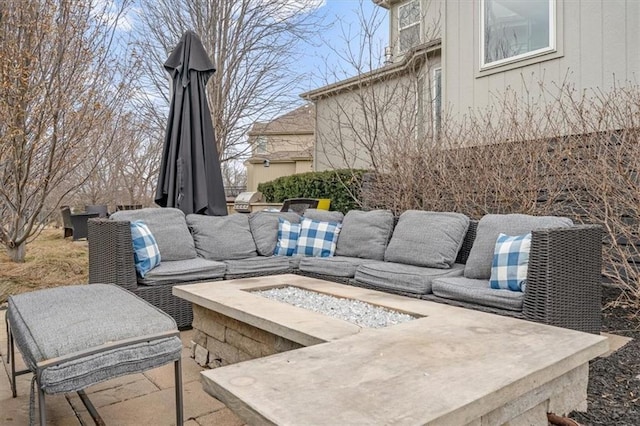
[0,309,242,425]
[0,290,632,426]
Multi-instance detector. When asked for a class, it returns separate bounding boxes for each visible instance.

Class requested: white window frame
[398,0,421,53]
[255,136,267,154]
[431,67,442,138]
[480,0,556,70]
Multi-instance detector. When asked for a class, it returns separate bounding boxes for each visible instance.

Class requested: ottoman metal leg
[175,358,184,425]
[38,384,46,426]
[10,331,17,398]
[9,329,31,399]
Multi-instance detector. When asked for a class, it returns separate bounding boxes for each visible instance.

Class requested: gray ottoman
[6,284,183,425]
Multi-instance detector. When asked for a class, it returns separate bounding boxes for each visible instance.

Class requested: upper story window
[255,136,267,154]
[398,0,421,52]
[481,0,555,69]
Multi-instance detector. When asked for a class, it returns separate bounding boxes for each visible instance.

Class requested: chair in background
[60,207,99,241]
[317,199,331,210]
[116,204,143,211]
[85,205,109,218]
[280,198,319,215]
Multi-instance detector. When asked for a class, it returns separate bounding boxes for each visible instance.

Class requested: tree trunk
[7,241,26,263]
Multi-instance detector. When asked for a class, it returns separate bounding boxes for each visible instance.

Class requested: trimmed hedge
[258,169,366,213]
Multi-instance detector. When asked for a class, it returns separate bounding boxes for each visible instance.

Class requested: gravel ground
[253,286,416,328]
[569,285,640,425]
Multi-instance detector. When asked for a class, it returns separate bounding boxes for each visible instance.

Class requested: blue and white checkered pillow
[130,221,161,278]
[489,233,531,292]
[295,217,342,257]
[274,217,301,256]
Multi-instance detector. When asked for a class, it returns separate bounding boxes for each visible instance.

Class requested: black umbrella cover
[155,30,228,216]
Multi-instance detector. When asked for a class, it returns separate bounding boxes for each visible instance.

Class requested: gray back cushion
[384,211,470,269]
[336,210,394,260]
[248,211,301,256]
[186,214,257,261]
[303,209,344,223]
[110,207,196,261]
[464,214,573,279]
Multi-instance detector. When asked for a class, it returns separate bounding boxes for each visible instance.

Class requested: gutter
[300,39,441,101]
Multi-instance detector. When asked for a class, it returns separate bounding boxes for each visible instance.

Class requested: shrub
[358,83,640,306]
[258,169,367,213]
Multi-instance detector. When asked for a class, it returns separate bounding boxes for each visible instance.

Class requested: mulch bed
[569,285,640,425]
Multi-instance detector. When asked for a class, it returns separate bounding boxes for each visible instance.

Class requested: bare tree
[308,0,441,209]
[134,0,326,167]
[70,110,163,210]
[0,0,137,261]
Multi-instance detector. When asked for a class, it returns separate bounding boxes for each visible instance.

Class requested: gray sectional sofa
[88,207,602,334]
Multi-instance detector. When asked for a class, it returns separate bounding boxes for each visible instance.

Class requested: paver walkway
[1,302,631,426]
[0,309,243,426]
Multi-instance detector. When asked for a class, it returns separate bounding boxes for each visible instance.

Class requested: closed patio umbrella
[155,31,228,216]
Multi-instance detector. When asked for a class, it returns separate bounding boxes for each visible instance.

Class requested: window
[255,136,267,154]
[398,0,421,52]
[432,68,442,137]
[481,0,555,69]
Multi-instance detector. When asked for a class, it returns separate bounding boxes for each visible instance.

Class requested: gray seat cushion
[354,261,465,295]
[248,211,301,256]
[384,211,470,269]
[140,258,226,285]
[110,207,197,261]
[299,256,374,278]
[288,255,304,270]
[224,256,290,277]
[335,210,394,261]
[187,213,257,261]
[303,209,344,223]
[464,214,573,279]
[7,284,182,394]
[431,277,524,311]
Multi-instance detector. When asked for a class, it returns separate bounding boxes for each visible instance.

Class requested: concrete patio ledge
[175,274,609,425]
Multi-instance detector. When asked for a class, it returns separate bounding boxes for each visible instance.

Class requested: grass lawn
[0,228,88,304]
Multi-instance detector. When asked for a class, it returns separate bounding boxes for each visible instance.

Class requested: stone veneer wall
[190,304,303,368]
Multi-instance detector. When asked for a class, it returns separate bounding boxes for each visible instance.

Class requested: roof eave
[300,39,441,101]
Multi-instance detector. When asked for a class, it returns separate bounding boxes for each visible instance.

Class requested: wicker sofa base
[89,217,602,335]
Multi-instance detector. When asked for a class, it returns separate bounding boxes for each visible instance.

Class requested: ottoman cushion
[7,284,182,394]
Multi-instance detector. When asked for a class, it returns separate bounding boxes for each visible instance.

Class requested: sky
[297,0,390,92]
[108,0,389,95]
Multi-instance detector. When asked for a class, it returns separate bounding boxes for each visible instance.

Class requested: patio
[0,287,635,425]
[0,309,243,425]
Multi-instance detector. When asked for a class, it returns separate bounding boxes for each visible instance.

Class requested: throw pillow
[489,233,531,292]
[303,209,344,223]
[464,214,573,280]
[111,207,196,261]
[384,210,470,269]
[186,214,257,261]
[130,221,161,278]
[274,218,301,256]
[248,211,302,256]
[335,210,394,260]
[295,217,342,257]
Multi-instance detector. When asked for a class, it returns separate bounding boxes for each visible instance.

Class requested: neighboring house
[303,0,640,171]
[245,104,314,191]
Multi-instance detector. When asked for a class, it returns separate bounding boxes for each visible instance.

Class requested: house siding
[313,57,440,171]
[247,162,299,192]
[443,0,640,121]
